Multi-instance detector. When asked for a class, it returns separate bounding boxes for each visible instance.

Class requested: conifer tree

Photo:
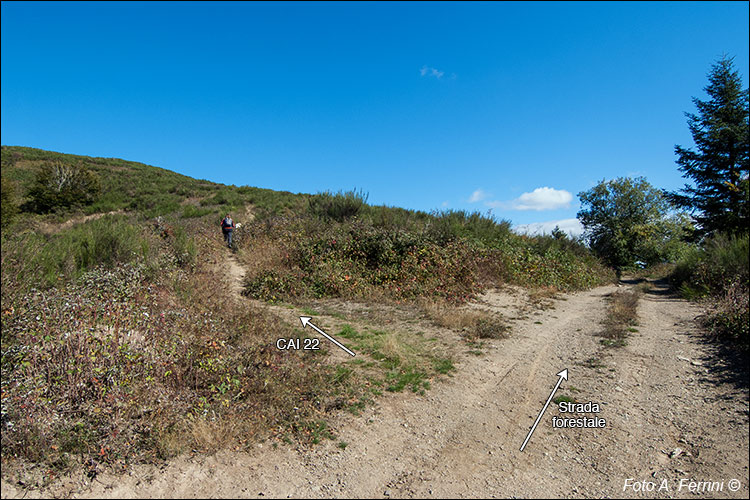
[669,56,749,237]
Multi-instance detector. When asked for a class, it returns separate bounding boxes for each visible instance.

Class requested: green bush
[703,280,749,346]
[171,225,198,268]
[363,205,431,232]
[25,162,101,213]
[671,233,749,297]
[308,189,369,222]
[670,246,706,297]
[671,233,749,344]
[426,210,512,246]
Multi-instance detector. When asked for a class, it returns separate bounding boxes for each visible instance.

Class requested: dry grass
[236,235,289,279]
[380,333,410,362]
[608,291,639,326]
[528,286,559,310]
[702,280,749,347]
[599,288,642,346]
[188,417,240,453]
[418,298,508,340]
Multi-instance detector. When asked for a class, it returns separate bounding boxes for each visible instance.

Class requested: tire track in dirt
[597,281,749,499]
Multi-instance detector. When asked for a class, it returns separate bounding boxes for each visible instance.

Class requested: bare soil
[2,279,748,499]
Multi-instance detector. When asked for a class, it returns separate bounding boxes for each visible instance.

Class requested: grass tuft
[598,288,641,347]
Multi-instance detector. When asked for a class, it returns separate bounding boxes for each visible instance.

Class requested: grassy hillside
[1,146,615,480]
[1,145,305,218]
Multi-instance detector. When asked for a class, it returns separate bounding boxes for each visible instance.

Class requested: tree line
[577,56,749,274]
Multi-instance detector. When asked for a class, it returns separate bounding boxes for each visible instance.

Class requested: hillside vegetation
[1,146,614,480]
[669,233,749,346]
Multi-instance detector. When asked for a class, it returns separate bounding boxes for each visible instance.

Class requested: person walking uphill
[221,213,235,248]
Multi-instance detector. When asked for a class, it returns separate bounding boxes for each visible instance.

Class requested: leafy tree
[26,162,101,213]
[668,56,749,237]
[578,177,690,273]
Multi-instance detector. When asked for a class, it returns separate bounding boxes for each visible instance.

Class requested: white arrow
[520,368,568,452]
[299,316,356,357]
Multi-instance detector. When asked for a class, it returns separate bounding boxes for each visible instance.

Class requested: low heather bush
[702,280,749,347]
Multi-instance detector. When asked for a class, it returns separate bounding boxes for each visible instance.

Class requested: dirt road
[2,280,748,498]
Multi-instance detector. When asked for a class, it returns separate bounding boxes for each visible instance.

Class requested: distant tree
[26,162,101,213]
[578,177,690,274]
[668,56,749,237]
[551,226,566,240]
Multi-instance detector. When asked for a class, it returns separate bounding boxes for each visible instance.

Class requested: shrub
[25,162,101,213]
[171,225,197,268]
[426,210,512,246]
[671,233,749,297]
[308,189,368,222]
[0,260,342,471]
[364,205,431,232]
[671,232,749,343]
[703,280,749,347]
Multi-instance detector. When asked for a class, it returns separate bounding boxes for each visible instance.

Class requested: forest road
[3,280,748,499]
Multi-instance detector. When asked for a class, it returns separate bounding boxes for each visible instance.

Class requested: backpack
[224,217,233,228]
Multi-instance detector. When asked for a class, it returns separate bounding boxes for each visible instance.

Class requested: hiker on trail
[221,213,235,248]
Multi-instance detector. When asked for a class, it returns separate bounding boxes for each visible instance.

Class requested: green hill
[1,145,304,218]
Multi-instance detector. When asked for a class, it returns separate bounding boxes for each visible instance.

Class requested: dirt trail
[2,281,747,499]
[38,209,126,234]
[225,253,246,300]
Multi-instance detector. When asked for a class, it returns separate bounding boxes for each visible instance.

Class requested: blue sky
[2,1,748,234]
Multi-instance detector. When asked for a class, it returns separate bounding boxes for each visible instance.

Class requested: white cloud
[468,189,488,203]
[510,187,572,211]
[441,201,449,208]
[420,65,445,79]
[514,218,583,237]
